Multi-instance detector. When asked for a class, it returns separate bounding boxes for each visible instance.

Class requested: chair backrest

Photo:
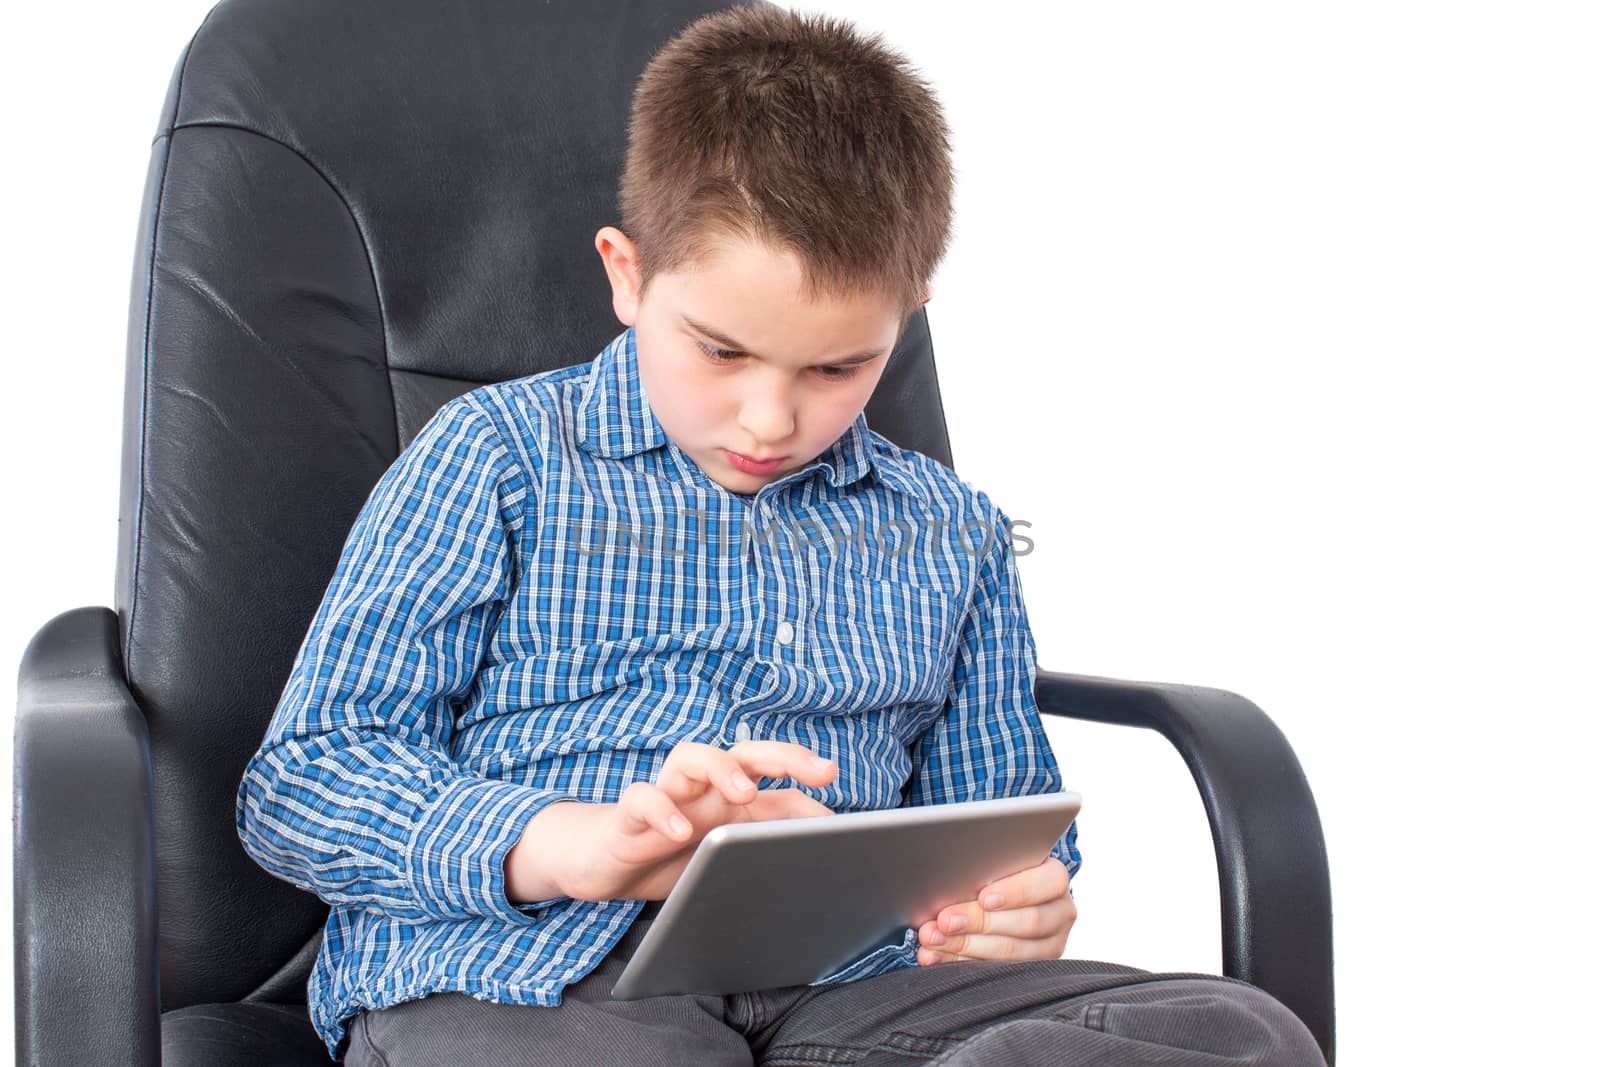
[115,0,955,1011]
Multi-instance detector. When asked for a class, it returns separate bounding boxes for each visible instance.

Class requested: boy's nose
[737,387,796,447]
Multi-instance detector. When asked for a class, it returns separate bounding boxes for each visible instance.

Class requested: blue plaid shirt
[236,325,1081,1061]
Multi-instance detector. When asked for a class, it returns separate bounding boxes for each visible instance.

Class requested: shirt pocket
[804,550,958,712]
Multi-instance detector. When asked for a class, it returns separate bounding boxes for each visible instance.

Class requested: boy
[236,5,1324,1064]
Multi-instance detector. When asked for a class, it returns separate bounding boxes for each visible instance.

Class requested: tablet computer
[610,790,1081,1001]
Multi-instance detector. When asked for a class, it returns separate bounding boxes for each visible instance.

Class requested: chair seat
[161,1001,327,1067]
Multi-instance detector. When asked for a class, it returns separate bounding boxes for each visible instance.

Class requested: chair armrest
[14,607,160,1067]
[1035,668,1335,1066]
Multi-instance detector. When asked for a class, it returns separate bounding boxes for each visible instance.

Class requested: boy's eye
[695,340,740,363]
[694,339,860,380]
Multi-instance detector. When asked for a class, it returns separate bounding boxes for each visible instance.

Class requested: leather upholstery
[160,1001,328,1067]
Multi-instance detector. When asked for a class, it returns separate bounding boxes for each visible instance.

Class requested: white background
[5,2,1596,1063]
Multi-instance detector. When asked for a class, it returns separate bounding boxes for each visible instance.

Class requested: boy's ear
[595,225,643,326]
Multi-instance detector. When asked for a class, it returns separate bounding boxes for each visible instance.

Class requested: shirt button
[775,620,795,645]
[734,721,752,744]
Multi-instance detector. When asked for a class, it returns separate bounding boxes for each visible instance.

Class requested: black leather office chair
[12,1,1335,1063]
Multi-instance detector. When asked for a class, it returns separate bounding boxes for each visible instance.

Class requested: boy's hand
[509,740,837,903]
[914,856,1075,965]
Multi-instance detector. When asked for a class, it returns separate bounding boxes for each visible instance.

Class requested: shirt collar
[574,326,670,459]
[575,326,886,492]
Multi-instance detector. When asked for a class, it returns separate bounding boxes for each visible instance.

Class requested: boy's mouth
[724,449,787,475]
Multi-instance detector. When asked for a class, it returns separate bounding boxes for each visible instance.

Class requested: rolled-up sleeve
[235,395,570,924]
[904,502,1081,880]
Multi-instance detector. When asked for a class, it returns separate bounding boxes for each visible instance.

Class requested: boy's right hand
[505,740,837,903]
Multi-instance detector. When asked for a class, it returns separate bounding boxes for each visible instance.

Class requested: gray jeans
[344,903,1324,1066]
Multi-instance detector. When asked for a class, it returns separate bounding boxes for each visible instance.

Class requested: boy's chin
[709,471,773,496]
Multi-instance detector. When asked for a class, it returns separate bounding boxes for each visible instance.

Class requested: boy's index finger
[982,856,1070,910]
[727,739,836,784]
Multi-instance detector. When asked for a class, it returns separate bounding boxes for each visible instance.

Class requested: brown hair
[618,3,954,323]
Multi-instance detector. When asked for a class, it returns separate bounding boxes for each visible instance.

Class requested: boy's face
[595,226,924,496]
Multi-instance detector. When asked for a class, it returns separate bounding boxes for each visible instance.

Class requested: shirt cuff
[1050,818,1082,882]
[404,775,573,924]
[811,928,920,985]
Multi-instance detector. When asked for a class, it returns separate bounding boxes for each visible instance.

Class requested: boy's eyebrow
[681,314,887,366]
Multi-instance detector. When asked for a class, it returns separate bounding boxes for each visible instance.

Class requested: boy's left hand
[915,857,1074,965]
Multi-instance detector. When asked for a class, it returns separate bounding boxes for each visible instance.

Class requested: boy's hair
[618,3,954,322]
